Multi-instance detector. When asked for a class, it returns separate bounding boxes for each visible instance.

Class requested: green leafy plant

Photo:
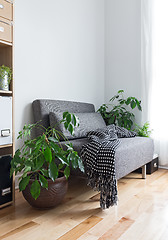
[0,65,12,88]
[98,90,142,130]
[134,122,152,137]
[10,112,84,200]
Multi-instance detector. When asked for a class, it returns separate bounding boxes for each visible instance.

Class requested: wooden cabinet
[0,0,14,208]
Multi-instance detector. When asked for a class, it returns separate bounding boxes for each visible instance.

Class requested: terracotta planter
[22,175,68,209]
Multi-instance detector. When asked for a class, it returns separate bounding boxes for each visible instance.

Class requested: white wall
[14,0,142,143]
[14,0,105,148]
[14,0,142,186]
[105,0,142,123]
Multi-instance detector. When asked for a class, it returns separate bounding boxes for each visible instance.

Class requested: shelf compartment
[0,44,12,68]
[0,144,12,156]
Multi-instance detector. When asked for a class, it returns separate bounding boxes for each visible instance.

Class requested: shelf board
[0,40,12,47]
[0,90,12,96]
[0,201,13,209]
[0,144,12,149]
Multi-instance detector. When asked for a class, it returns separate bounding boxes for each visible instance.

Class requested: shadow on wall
[16,103,34,148]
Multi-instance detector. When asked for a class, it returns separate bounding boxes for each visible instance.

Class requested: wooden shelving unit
[0,0,14,208]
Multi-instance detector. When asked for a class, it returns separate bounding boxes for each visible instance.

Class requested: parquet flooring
[0,169,168,240]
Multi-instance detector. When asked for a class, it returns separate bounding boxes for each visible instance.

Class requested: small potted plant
[0,65,12,91]
[10,112,84,208]
[134,122,153,137]
[98,90,142,130]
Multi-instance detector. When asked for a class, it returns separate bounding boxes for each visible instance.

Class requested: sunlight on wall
[150,0,168,165]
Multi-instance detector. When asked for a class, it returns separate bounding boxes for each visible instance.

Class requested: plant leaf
[35,155,44,169]
[64,166,70,179]
[39,174,48,189]
[108,115,115,125]
[48,161,58,181]
[125,97,131,105]
[49,141,60,153]
[10,167,14,178]
[30,180,41,200]
[48,137,58,143]
[44,146,52,163]
[64,122,68,130]
[137,103,142,111]
[131,100,136,109]
[19,176,30,191]
[63,111,69,119]
[65,143,73,151]
[68,123,73,135]
[72,114,77,126]
[68,153,78,169]
[66,113,71,124]
[58,163,64,170]
[22,166,31,178]
[56,153,69,165]
[78,158,85,173]
[40,169,49,178]
[12,149,22,165]
[118,90,124,93]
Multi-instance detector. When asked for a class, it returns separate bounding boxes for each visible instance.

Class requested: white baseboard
[159,166,168,170]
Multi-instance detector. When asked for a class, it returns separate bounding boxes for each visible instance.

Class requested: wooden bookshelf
[0,0,14,209]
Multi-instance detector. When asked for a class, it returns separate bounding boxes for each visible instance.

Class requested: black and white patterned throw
[81,124,136,209]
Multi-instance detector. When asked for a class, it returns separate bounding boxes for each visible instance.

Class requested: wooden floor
[0,169,168,240]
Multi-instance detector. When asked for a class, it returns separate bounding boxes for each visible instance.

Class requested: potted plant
[134,122,153,137]
[10,112,84,208]
[98,90,142,130]
[0,65,12,91]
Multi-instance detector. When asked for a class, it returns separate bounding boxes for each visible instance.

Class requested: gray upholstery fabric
[49,112,106,140]
[115,137,154,179]
[61,138,88,154]
[32,99,95,137]
[61,136,154,179]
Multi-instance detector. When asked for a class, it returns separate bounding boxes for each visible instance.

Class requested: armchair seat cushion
[61,136,154,179]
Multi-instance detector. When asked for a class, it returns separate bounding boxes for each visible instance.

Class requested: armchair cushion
[49,112,106,140]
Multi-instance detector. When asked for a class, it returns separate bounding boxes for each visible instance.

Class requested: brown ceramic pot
[22,175,68,209]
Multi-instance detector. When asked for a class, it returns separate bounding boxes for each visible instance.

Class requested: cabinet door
[0,0,13,21]
[0,155,13,206]
[0,17,12,43]
[0,96,12,146]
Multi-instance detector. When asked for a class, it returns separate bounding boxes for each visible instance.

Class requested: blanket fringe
[84,165,118,209]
